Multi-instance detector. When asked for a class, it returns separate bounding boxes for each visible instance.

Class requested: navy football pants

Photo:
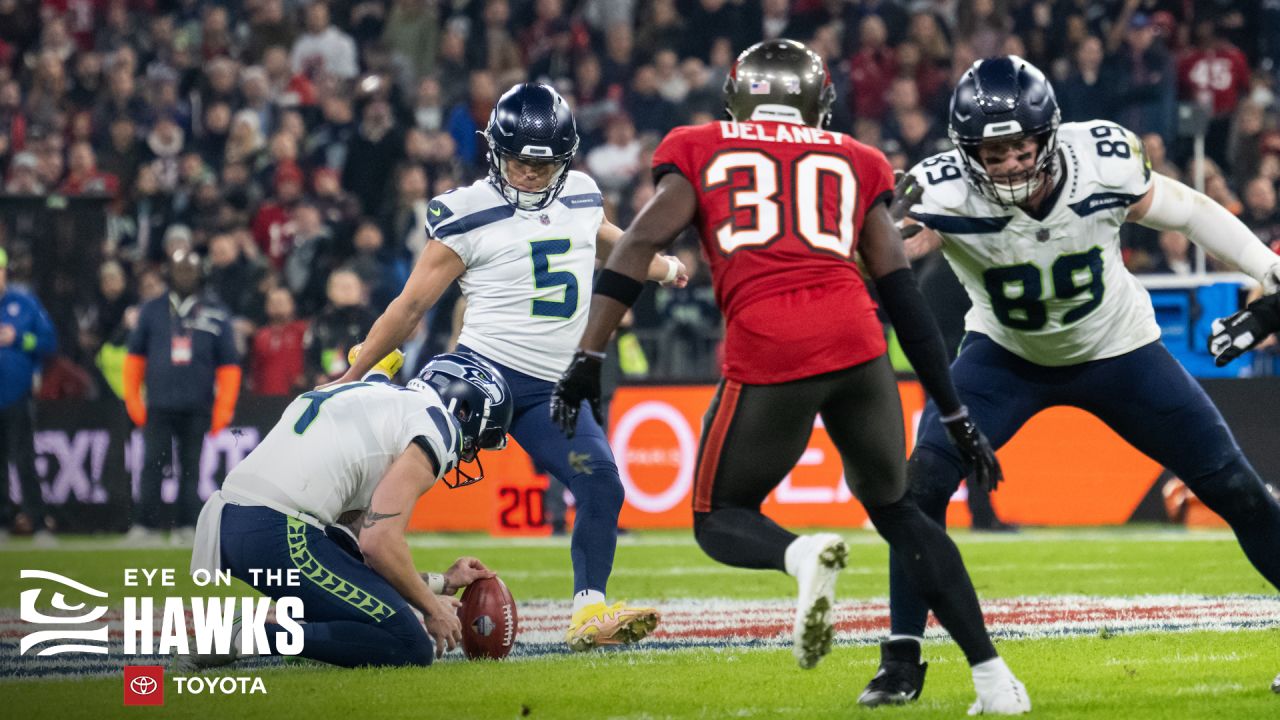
[889,334,1280,637]
[220,503,433,667]
[462,348,624,596]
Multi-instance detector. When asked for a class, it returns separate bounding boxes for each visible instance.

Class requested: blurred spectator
[601,23,636,90]
[527,18,575,86]
[956,0,1011,58]
[348,220,409,312]
[114,164,173,262]
[468,0,522,84]
[1178,17,1251,169]
[145,116,185,190]
[380,164,430,261]
[1106,12,1176,146]
[345,98,404,214]
[246,0,297,63]
[124,250,240,542]
[1141,131,1181,180]
[0,246,57,542]
[1242,176,1280,251]
[411,76,446,133]
[207,232,269,323]
[60,141,119,196]
[250,287,308,396]
[291,1,360,81]
[445,70,498,175]
[305,267,375,385]
[307,96,356,171]
[1059,36,1109,123]
[5,152,43,194]
[252,161,305,271]
[98,115,144,192]
[1227,101,1267,189]
[625,65,681,136]
[284,202,338,315]
[384,0,440,84]
[240,66,279,140]
[573,53,622,146]
[80,259,134,353]
[1150,230,1193,274]
[848,15,896,122]
[311,166,362,241]
[587,115,642,194]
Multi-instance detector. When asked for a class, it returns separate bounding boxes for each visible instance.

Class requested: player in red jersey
[551,40,1029,713]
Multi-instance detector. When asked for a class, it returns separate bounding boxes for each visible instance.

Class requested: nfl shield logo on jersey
[1036,229,1051,243]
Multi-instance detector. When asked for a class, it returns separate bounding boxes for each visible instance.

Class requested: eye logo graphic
[18,569,110,656]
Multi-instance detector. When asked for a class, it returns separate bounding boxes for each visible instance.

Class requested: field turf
[2,527,1278,719]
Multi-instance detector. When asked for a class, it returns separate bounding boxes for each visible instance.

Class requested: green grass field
[2,527,1278,719]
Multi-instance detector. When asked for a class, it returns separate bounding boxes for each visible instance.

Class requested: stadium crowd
[1,0,1279,402]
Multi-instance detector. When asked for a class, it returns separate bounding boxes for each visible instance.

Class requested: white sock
[783,535,811,577]
[888,634,922,645]
[572,589,605,613]
[971,656,1011,694]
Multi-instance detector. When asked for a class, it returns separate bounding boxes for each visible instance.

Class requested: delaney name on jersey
[718,121,835,145]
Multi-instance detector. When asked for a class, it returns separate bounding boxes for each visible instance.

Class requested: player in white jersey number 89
[858,55,1280,711]
[327,83,687,651]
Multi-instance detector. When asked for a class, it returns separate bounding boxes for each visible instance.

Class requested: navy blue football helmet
[949,55,1061,206]
[409,352,514,488]
[484,83,580,211]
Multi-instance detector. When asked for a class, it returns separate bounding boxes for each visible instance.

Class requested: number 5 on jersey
[702,150,858,258]
[529,239,578,319]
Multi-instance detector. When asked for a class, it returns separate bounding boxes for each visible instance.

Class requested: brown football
[458,576,517,660]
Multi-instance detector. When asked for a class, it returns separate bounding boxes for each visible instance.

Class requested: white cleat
[791,533,847,669]
[31,530,58,548]
[969,673,1031,715]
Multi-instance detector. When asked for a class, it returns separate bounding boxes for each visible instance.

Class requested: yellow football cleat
[565,601,660,652]
[348,343,405,379]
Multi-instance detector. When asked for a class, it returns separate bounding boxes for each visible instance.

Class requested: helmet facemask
[953,128,1060,207]
[486,133,577,211]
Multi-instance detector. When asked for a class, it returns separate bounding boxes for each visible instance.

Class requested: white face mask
[496,155,569,211]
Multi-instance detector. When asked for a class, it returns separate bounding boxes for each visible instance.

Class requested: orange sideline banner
[407,382,1162,533]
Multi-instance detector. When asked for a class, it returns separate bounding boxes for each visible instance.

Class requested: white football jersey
[907,120,1160,366]
[428,171,605,381]
[222,381,461,525]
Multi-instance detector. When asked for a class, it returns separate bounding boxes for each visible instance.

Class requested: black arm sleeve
[874,268,963,416]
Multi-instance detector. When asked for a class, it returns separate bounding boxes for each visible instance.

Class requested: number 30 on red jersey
[701,150,859,258]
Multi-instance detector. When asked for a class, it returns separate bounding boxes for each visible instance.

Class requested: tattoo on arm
[361,509,402,529]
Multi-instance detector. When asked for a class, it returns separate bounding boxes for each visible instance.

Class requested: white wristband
[661,256,680,284]
[425,572,446,594]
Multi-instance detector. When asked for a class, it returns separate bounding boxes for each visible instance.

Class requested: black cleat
[857,639,928,707]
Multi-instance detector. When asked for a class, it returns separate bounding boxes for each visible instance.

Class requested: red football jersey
[652,120,893,384]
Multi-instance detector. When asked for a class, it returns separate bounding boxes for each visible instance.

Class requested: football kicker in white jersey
[426,170,606,381]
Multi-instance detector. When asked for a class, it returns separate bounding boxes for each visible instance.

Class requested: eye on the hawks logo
[19,570,110,656]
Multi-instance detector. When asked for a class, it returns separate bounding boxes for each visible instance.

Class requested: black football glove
[890,170,924,240]
[1209,292,1280,367]
[943,411,1003,492]
[550,350,604,438]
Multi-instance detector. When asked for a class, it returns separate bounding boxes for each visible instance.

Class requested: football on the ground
[458,576,517,660]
